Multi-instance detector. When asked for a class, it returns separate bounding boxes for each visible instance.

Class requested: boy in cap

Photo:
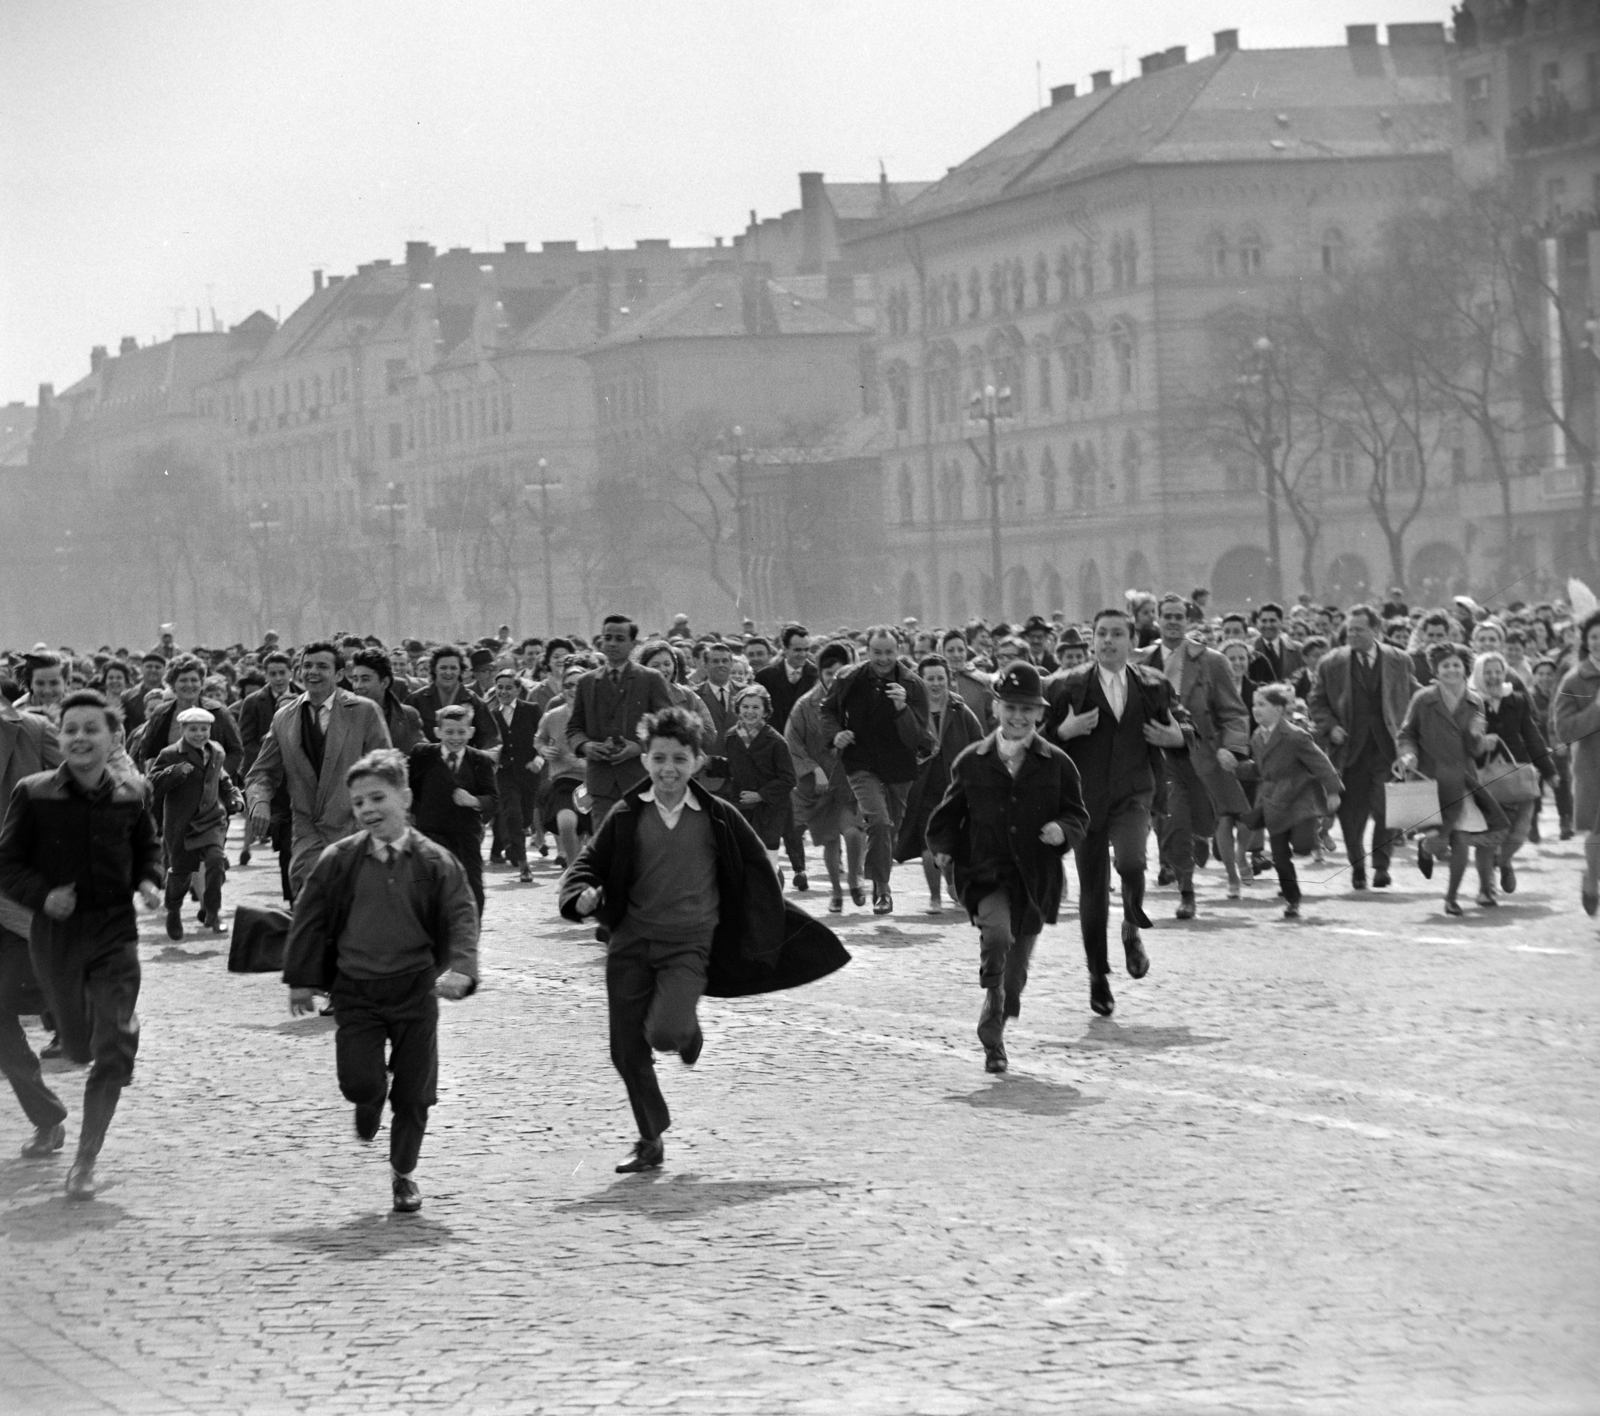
[149,706,243,938]
[928,663,1089,1073]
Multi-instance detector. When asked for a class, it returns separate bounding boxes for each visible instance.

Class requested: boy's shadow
[274,1211,456,1260]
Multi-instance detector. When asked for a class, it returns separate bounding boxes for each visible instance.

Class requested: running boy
[149,706,242,938]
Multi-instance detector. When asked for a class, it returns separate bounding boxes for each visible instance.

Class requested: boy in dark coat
[407,704,498,916]
[284,748,478,1214]
[149,707,243,938]
[927,664,1089,1073]
[560,706,848,1175]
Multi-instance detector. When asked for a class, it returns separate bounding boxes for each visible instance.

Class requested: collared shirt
[1159,639,1190,696]
[445,749,462,775]
[995,730,1033,777]
[639,786,702,831]
[705,682,729,712]
[786,663,804,684]
[368,827,415,864]
[498,700,517,727]
[1097,664,1128,720]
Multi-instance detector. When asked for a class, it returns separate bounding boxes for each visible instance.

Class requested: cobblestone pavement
[1,824,1597,1415]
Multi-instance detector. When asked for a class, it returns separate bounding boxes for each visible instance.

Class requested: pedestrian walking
[756,625,819,890]
[486,669,542,882]
[407,704,498,916]
[347,649,425,754]
[283,748,478,1215]
[1530,657,1574,840]
[895,654,984,914]
[566,616,675,828]
[926,663,1088,1073]
[723,684,798,880]
[784,641,866,913]
[0,690,163,1200]
[148,707,243,938]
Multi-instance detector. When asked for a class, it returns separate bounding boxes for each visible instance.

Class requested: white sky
[1,0,1453,405]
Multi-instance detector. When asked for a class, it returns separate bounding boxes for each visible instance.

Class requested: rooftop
[589,270,866,350]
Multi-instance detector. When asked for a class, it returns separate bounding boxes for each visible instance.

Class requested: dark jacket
[565,661,676,802]
[1482,686,1554,780]
[754,660,819,731]
[724,721,797,849]
[281,830,479,992]
[895,696,986,862]
[1308,644,1419,772]
[0,764,161,915]
[693,680,739,756]
[558,778,849,998]
[149,738,243,857]
[1552,657,1600,831]
[136,696,243,778]
[486,698,543,791]
[1398,685,1509,837]
[407,682,500,751]
[408,742,498,838]
[925,732,1090,939]
[1233,717,1342,835]
[237,684,299,774]
[382,691,426,754]
[818,660,935,785]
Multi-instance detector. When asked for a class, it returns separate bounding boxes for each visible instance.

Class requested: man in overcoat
[927,664,1088,1073]
[1307,605,1419,889]
[565,615,675,827]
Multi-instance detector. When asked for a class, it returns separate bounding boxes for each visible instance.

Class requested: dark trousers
[493,777,535,866]
[330,968,438,1175]
[605,933,709,1142]
[0,926,66,1131]
[1157,755,1216,893]
[30,907,141,1159]
[1269,830,1301,905]
[1338,743,1399,875]
[846,770,912,888]
[165,842,227,918]
[975,889,1037,1017]
[1074,793,1152,976]
[422,827,484,916]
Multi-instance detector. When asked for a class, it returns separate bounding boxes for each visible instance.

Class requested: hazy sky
[1,0,1453,405]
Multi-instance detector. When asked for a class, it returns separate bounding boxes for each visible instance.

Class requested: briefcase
[228,904,292,974]
[1479,748,1540,807]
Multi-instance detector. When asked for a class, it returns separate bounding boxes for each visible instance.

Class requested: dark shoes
[21,1121,65,1158]
[40,1035,63,1060]
[1475,889,1498,908]
[872,887,893,916]
[1351,869,1367,891]
[1417,844,1434,880]
[392,1175,422,1213]
[1443,896,1464,917]
[1121,920,1149,979]
[977,987,1007,1073]
[1282,901,1300,919]
[1175,894,1196,920]
[165,907,183,941]
[1584,884,1599,917]
[65,1158,95,1201]
[793,872,809,893]
[1089,974,1115,1017]
[489,850,505,864]
[238,847,252,867]
[1372,870,1391,888]
[850,884,868,908]
[828,892,844,914]
[519,865,533,883]
[1156,867,1176,887]
[354,1103,382,1142]
[1500,862,1515,894]
[616,1137,664,1174]
[678,1027,704,1067]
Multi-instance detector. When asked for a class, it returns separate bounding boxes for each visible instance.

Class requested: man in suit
[1139,594,1250,918]
[486,669,542,882]
[346,649,426,754]
[119,652,167,733]
[235,650,299,876]
[1047,607,1189,1017]
[0,696,67,1157]
[755,625,819,890]
[408,646,500,751]
[408,705,498,915]
[1307,604,1420,889]
[693,642,739,757]
[1022,616,1061,675]
[566,615,675,828]
[245,642,393,897]
[1409,611,1453,688]
[1247,602,1303,692]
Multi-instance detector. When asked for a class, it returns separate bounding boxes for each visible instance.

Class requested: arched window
[947,572,969,624]
[1080,246,1096,296]
[1008,565,1035,621]
[989,263,1006,314]
[941,461,966,521]
[1056,249,1074,301]
[1034,254,1050,306]
[887,365,911,431]
[1121,431,1142,502]
[1109,239,1125,290]
[1071,442,1098,510]
[1321,227,1346,276]
[896,465,915,525]
[1008,449,1028,518]
[1060,321,1094,402]
[1124,236,1138,287]
[1010,259,1027,312]
[1041,565,1064,616]
[1110,320,1136,396]
[1036,341,1054,412]
[947,276,962,325]
[1239,227,1263,276]
[1039,446,1059,513]
[967,269,982,319]
[1207,231,1229,278]
[900,571,924,624]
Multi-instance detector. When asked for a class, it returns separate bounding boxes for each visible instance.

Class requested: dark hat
[1056,627,1086,649]
[468,648,495,670]
[403,638,425,654]
[1022,614,1052,635]
[994,662,1047,708]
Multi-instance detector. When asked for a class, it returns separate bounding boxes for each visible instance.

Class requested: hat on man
[993,662,1047,707]
[468,648,495,671]
[1022,614,1052,636]
[1056,627,1086,649]
[176,707,215,726]
[403,638,425,654]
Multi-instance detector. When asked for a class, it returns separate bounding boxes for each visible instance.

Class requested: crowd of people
[1,581,1596,1208]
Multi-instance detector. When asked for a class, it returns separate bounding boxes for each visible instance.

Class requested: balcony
[1506,99,1596,155]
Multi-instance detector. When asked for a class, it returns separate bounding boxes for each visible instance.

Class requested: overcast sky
[1,0,1454,405]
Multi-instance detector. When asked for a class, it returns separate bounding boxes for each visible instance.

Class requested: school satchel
[1478,746,1540,807]
[228,904,292,973]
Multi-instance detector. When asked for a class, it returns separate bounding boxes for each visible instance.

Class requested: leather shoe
[1089,974,1115,1017]
[850,884,868,908]
[616,1137,664,1174]
[40,1034,63,1059]
[1499,862,1515,894]
[1584,885,1598,917]
[1475,889,1498,908]
[1417,843,1434,880]
[392,1174,422,1213]
[793,872,809,892]
[678,1027,703,1067]
[1443,896,1464,917]
[1175,894,1195,920]
[1283,901,1301,919]
[1121,921,1149,979]
[872,888,893,916]
[165,907,182,941]
[519,864,533,883]
[1156,867,1176,887]
[354,1103,382,1142]
[64,1158,95,1201]
[828,892,843,914]
[1372,870,1391,888]
[1351,870,1367,890]
[21,1121,65,1158]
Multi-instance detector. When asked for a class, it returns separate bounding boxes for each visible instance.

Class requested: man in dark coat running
[927,664,1088,1073]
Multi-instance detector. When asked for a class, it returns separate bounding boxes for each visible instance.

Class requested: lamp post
[523,457,563,635]
[965,383,1013,619]
[718,425,750,616]
[247,500,282,638]
[1234,336,1285,602]
[373,481,408,640]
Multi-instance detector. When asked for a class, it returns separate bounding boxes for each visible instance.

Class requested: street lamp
[965,384,1014,619]
[522,457,564,635]
[247,500,283,637]
[718,425,750,616]
[1234,336,1285,602]
[373,481,409,641]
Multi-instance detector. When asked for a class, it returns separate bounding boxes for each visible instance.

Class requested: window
[941,462,965,521]
[1034,254,1050,306]
[1121,432,1141,502]
[385,359,406,395]
[1239,232,1263,276]
[1010,260,1027,312]
[967,269,982,319]
[1037,349,1053,411]
[1111,321,1135,395]
[1056,250,1074,301]
[387,422,402,459]
[1329,446,1358,491]
[1388,447,1420,488]
[311,374,322,406]
[1008,450,1028,517]
[1208,233,1229,277]
[1080,248,1095,296]
[1110,240,1124,290]
[990,264,1006,315]
[1071,444,1097,510]
[1039,447,1059,512]
[947,276,961,325]
[889,368,911,431]
[1321,228,1346,275]
[897,466,915,525]
[1124,238,1137,287]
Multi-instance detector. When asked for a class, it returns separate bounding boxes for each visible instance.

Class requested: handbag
[1478,746,1540,807]
[228,904,292,974]
[1384,773,1489,836]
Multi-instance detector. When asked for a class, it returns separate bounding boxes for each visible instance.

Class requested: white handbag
[1384,774,1488,836]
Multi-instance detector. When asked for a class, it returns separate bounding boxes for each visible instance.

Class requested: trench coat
[1553,657,1600,832]
[894,697,985,862]
[1233,717,1342,836]
[1137,638,1251,817]
[558,778,849,998]
[1397,684,1509,838]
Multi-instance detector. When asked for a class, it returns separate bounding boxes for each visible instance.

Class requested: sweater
[615,801,719,945]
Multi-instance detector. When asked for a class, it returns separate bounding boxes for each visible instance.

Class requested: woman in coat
[1233,684,1341,919]
[724,684,798,879]
[639,641,698,712]
[895,654,985,914]
[1552,609,1600,914]
[535,658,594,868]
[785,641,865,913]
[1471,650,1554,894]
[1398,642,1510,916]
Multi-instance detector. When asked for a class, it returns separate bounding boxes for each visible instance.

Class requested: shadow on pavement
[0,1197,128,1241]
[237,1015,338,1036]
[1069,1019,1229,1051]
[151,946,222,964]
[555,1175,836,1219]
[829,923,941,949]
[945,1076,1102,1117]
[274,1212,457,1260]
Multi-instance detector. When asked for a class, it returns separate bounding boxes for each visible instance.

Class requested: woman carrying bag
[1397,643,1509,915]
[1471,650,1553,896]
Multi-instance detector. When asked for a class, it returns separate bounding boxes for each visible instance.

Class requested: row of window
[597,372,660,425]
[226,430,356,487]
[897,435,1144,525]
[207,367,354,426]
[389,389,514,460]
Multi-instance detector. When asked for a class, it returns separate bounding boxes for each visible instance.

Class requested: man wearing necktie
[407,706,498,916]
[1308,605,1420,889]
[566,616,675,829]
[487,670,542,882]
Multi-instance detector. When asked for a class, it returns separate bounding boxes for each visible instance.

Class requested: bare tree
[651,407,743,611]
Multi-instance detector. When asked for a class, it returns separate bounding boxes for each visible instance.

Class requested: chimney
[799,171,827,276]
[1346,24,1378,46]
[1387,21,1445,45]
[1214,29,1239,54]
[1164,45,1187,66]
[312,269,324,294]
[1092,69,1113,90]
[541,240,577,253]
[89,345,107,373]
[1050,82,1077,104]
[404,241,435,284]
[1139,52,1165,76]
[38,383,53,407]
[119,336,138,355]
[503,241,526,254]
